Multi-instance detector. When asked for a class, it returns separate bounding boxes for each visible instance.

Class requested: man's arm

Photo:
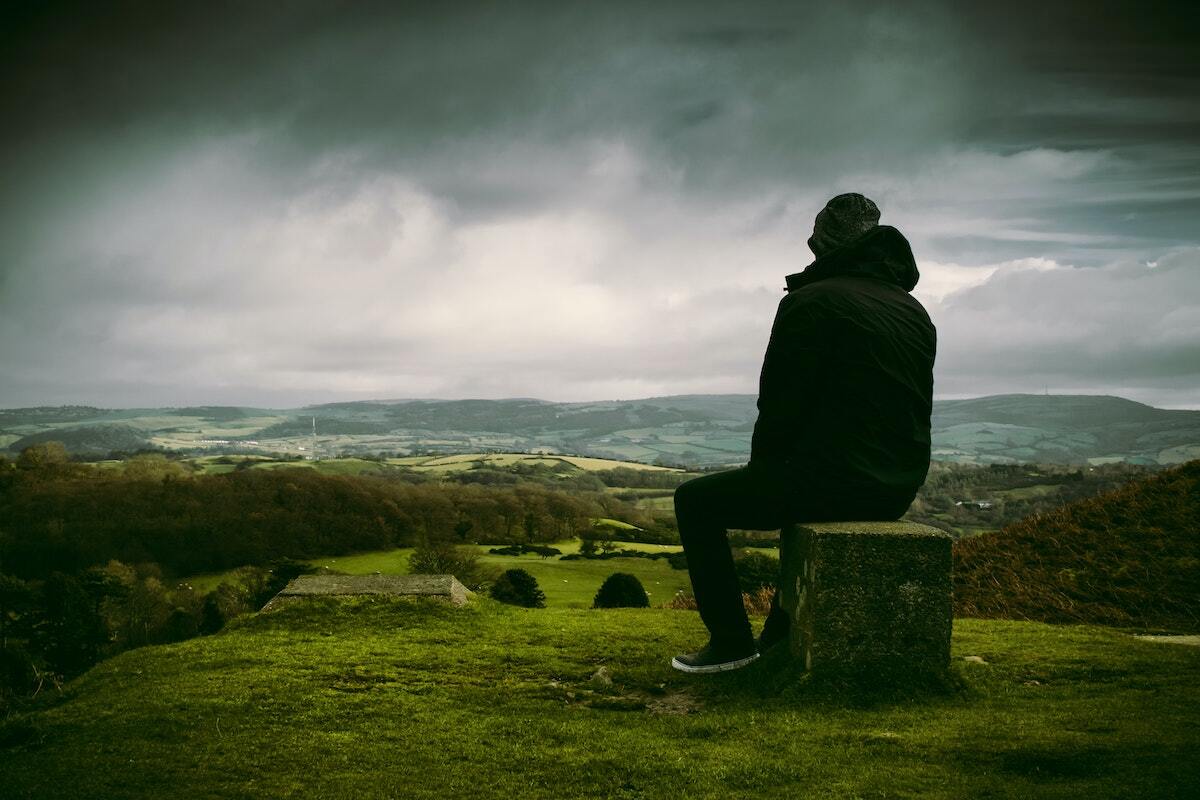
[749,293,828,470]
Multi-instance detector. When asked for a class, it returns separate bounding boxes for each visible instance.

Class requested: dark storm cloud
[0,0,1197,408]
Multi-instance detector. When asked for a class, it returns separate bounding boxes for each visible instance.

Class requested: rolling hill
[953,459,1200,630]
[2,393,1197,468]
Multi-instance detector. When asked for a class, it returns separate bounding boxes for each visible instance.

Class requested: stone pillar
[778,521,952,678]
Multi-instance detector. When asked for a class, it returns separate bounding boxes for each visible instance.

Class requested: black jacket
[749,224,936,501]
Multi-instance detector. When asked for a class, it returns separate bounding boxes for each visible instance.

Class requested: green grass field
[184,541,698,607]
[2,600,1196,799]
[178,453,685,478]
[384,453,681,474]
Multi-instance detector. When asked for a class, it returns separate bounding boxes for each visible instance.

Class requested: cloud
[0,1,1197,409]
[913,257,1058,305]
[928,248,1200,406]
[0,136,798,405]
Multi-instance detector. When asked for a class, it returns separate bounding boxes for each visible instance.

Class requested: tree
[36,572,107,676]
[592,573,650,609]
[15,442,79,482]
[97,562,172,649]
[122,453,189,482]
[489,569,545,608]
[16,441,70,472]
[0,573,33,649]
[409,542,493,591]
[733,551,779,594]
[578,536,598,557]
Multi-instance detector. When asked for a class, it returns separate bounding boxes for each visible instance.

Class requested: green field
[186,541,699,607]
[179,452,686,478]
[3,599,1196,799]
[383,453,681,474]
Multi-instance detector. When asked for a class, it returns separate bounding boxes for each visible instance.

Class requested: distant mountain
[953,459,1200,630]
[6,423,150,456]
[931,394,1200,466]
[2,393,1197,467]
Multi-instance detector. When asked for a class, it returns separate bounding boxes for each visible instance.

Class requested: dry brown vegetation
[953,459,1199,630]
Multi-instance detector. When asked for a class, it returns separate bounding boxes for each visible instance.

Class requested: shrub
[198,593,228,635]
[489,569,546,608]
[665,590,697,610]
[663,587,776,616]
[733,551,779,594]
[487,544,562,558]
[592,572,650,609]
[409,542,495,591]
[0,646,37,700]
[743,586,776,616]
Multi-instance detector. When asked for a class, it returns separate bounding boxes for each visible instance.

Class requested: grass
[175,453,685,478]
[184,541,696,607]
[993,483,1064,500]
[381,453,680,474]
[594,517,642,530]
[2,601,1197,799]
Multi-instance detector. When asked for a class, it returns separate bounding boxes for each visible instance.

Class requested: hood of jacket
[784,224,920,294]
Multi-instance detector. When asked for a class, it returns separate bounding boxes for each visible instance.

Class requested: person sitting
[671,193,937,674]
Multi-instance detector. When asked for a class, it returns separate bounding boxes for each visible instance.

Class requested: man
[671,193,937,674]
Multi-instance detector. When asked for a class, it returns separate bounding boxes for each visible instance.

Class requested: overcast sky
[2,0,1197,409]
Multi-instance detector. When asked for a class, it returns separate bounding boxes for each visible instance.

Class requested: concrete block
[778,521,952,677]
[262,574,472,611]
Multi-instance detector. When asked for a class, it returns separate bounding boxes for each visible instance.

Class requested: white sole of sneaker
[670,652,760,674]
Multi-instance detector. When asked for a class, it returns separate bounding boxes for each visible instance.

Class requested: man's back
[751,224,936,501]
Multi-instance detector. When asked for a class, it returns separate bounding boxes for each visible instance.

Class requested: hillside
[954,459,1200,630]
[1,600,1197,799]
[931,394,1200,466]
[5,423,150,455]
[2,393,1198,467]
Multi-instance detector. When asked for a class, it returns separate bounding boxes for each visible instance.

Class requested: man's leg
[673,466,794,658]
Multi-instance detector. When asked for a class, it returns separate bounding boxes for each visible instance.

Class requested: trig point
[778,521,953,678]
[263,574,472,611]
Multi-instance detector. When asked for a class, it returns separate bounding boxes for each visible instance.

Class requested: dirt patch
[646,689,702,716]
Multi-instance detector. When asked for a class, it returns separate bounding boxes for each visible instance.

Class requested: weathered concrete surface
[263,574,472,611]
[779,521,952,678]
[1132,634,1200,646]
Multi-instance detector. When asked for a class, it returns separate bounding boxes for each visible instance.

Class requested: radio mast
[311,416,318,461]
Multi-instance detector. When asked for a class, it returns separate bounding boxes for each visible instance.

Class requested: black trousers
[673,465,914,650]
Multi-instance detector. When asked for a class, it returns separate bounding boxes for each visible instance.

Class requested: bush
[663,587,776,616]
[733,551,779,594]
[487,544,562,558]
[489,569,546,608]
[409,542,495,591]
[592,572,650,609]
[198,593,228,635]
[0,647,38,700]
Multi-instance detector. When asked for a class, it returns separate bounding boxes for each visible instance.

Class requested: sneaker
[671,641,760,674]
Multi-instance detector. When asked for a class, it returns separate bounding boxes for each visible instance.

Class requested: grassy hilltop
[2,599,1198,799]
[955,460,1200,630]
[2,447,1198,797]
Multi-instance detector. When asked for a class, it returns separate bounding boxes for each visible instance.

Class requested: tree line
[0,443,675,708]
[0,445,658,581]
